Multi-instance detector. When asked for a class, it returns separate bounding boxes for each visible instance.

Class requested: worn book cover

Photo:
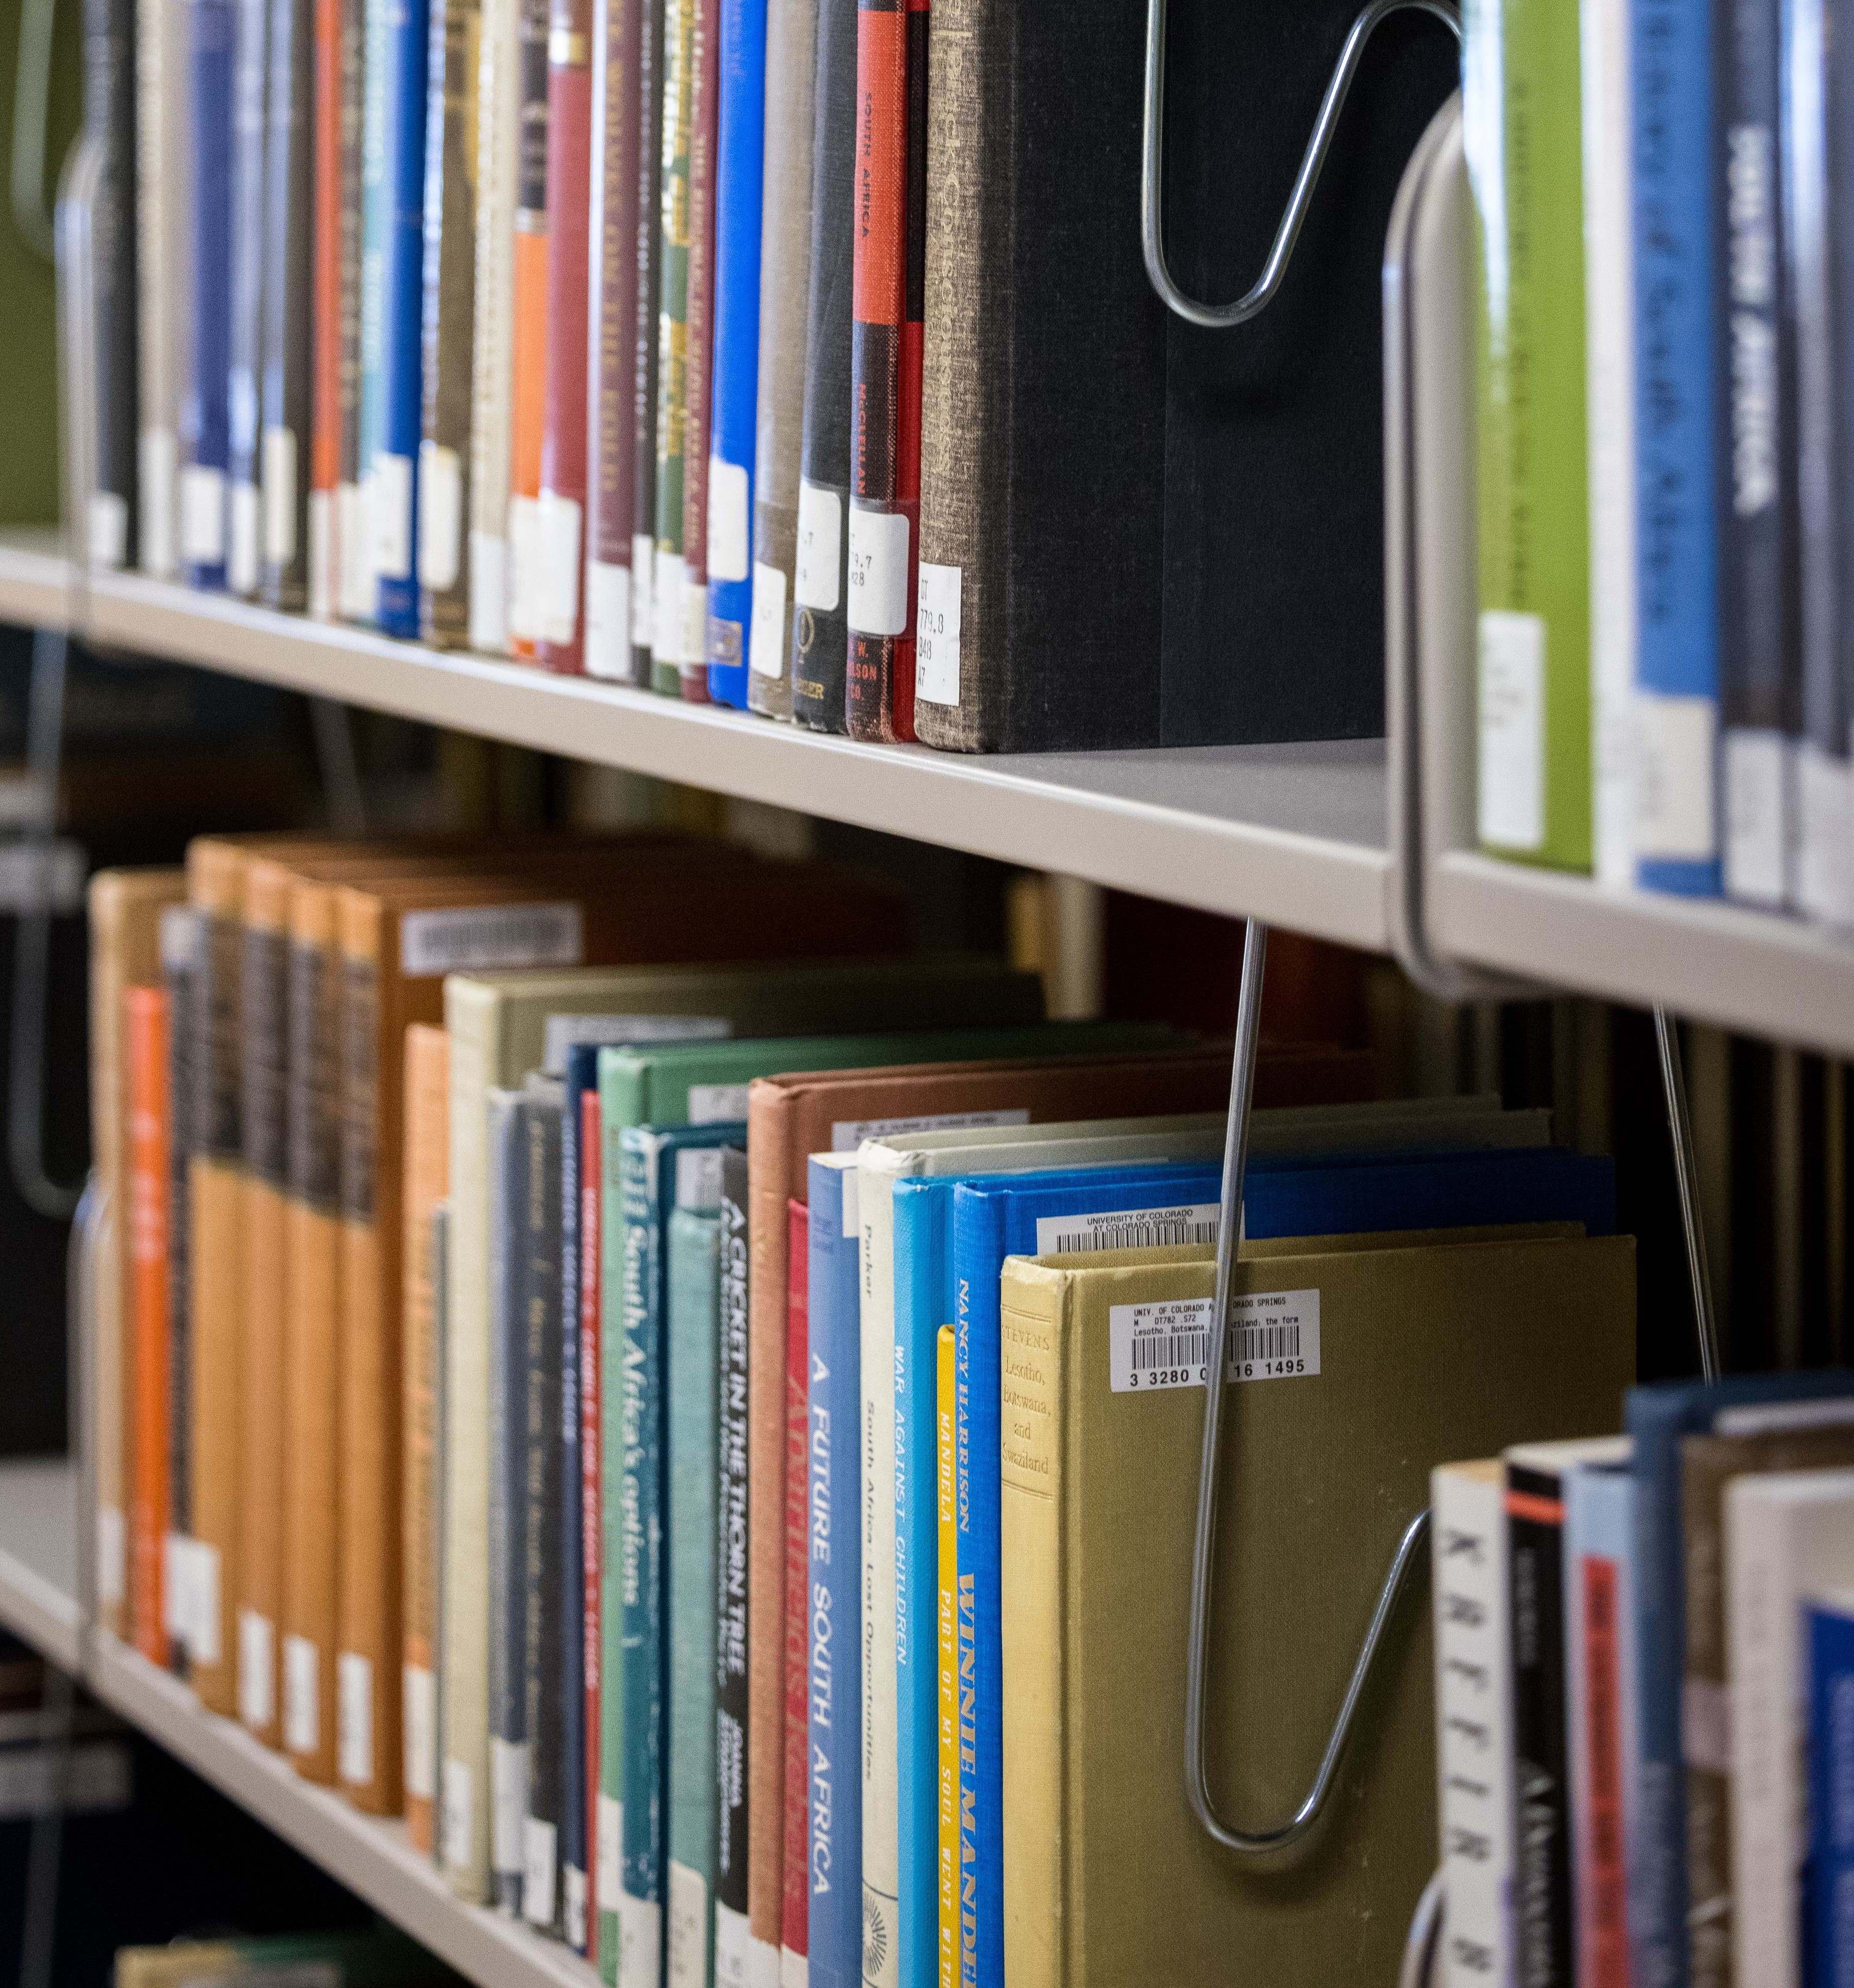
[999,1233,1634,1987]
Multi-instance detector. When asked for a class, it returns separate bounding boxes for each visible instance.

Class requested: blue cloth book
[1807,1591,1854,1984]
[807,1154,862,1988]
[373,0,428,633]
[703,0,768,705]
[618,1121,745,1976]
[1624,1369,1854,1988]
[667,1179,724,1987]
[951,1144,1618,1987]
[1630,0,1722,896]
[186,0,236,589]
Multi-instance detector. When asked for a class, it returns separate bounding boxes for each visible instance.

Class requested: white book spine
[468,0,520,654]
[1432,1462,1514,1988]
[136,0,193,577]
[1580,0,1638,891]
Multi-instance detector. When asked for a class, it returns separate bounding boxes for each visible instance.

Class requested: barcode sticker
[668,1859,711,1987]
[831,1108,1028,1152]
[179,464,226,565]
[418,441,462,590]
[239,1609,275,1730]
[399,901,584,976]
[915,563,961,705]
[795,480,842,610]
[339,480,374,616]
[538,490,584,643]
[585,559,632,679]
[1037,1202,1220,1256]
[1635,692,1717,861]
[374,453,413,581]
[708,458,750,582]
[597,1793,622,1903]
[1107,1290,1321,1394]
[338,1650,373,1785]
[283,1634,319,1753]
[846,505,911,637]
[676,1147,723,1210]
[687,1082,749,1124]
[470,529,509,651]
[507,494,543,640]
[263,428,298,567]
[141,427,179,578]
[631,534,656,644]
[749,562,789,677]
[403,1664,435,1798]
[442,1759,474,1876]
[1477,610,1545,852]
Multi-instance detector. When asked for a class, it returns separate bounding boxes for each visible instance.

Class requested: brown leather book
[88,867,187,1642]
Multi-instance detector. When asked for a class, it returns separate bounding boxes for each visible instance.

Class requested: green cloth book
[1465,0,1591,870]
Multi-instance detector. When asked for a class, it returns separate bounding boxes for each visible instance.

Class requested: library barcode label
[400,901,584,975]
[1037,1202,1220,1256]
[1108,1291,1321,1393]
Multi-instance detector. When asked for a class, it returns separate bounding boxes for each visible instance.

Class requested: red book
[1579,1553,1629,1987]
[578,1086,602,1962]
[127,985,172,1667]
[677,0,722,701]
[844,0,926,742]
[781,1198,811,1971]
[537,0,594,674]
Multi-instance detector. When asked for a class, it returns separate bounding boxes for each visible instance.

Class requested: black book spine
[522,1085,566,1936]
[1507,1461,1572,1987]
[488,1089,528,1916]
[558,1075,586,1948]
[788,0,855,733]
[260,0,313,605]
[84,0,139,568]
[713,1146,751,1925]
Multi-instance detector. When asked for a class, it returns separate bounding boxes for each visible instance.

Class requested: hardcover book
[355,0,395,626]
[336,0,374,616]
[650,0,698,692]
[1808,1594,1854,1984]
[714,1150,753,1981]
[675,0,722,701]
[184,0,236,590]
[260,0,315,608]
[505,0,553,657]
[469,0,523,650]
[86,0,138,570]
[162,907,200,1677]
[306,0,354,612]
[779,1196,808,1980]
[137,0,192,577]
[228,0,269,595]
[127,986,174,1666]
[488,1086,530,1912]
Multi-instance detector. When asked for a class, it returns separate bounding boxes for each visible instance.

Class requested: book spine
[744,0,816,716]
[857,1160,901,1988]
[1786,0,1854,923]
[619,1132,667,1982]
[995,1273,1062,1988]
[185,0,235,589]
[521,1095,566,1934]
[787,0,855,732]
[85,0,138,570]
[631,0,665,681]
[675,0,721,701]
[667,1199,722,1988]
[137,0,187,577]
[599,1073,629,1977]
[260,0,314,608]
[781,1200,810,1974]
[1429,1465,1513,1988]
[1807,1600,1854,1986]
[579,1088,604,1961]
[282,911,342,1776]
[335,920,400,1813]
[805,1160,859,1988]
[505,0,552,657]
[647,0,694,691]
[355,0,393,625]
[561,1079,588,1948]
[238,910,290,1745]
[1718,0,1799,906]
[376,0,432,635]
[418,0,478,640]
[488,1089,530,1913]
[933,1326,955,1988]
[163,909,198,1677]
[228,0,268,594]
[1506,1460,1574,1986]
[128,986,173,1668]
[469,0,521,650]
[1631,0,1722,895]
[1681,1452,1732,1988]
[702,0,766,706]
[1463,0,1592,871]
[843,0,920,743]
[336,0,371,617]
[537,0,593,673]
[715,1150,753,1978]
[309,0,342,610]
[912,0,1002,750]
[1572,1522,1630,1988]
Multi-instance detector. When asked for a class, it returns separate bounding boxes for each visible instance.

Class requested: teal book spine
[667,1193,722,1987]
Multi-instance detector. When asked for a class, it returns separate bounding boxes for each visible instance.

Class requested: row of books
[85,0,1456,754]
[1464,0,1853,928]
[1431,1371,1854,1988]
[87,831,1641,1988]
[115,1929,459,1987]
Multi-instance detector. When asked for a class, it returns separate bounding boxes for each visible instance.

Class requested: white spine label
[338,1650,374,1786]
[585,560,633,678]
[140,428,179,577]
[1107,1291,1321,1393]
[418,441,463,590]
[179,464,226,564]
[708,458,751,582]
[1635,693,1717,861]
[1477,609,1546,852]
[470,530,510,651]
[597,1793,623,1903]
[1722,727,1789,906]
[794,480,842,611]
[631,534,656,643]
[403,1664,436,1798]
[190,1540,222,1664]
[619,1894,663,1988]
[442,1759,474,1876]
[1036,1202,1221,1257]
[749,561,789,678]
[830,1108,1028,1152]
[373,453,413,582]
[507,493,544,639]
[162,1533,190,1644]
[654,551,690,663]
[713,1902,753,1988]
[491,1737,530,1876]
[538,490,584,643]
[238,1609,275,1730]
[675,1146,724,1209]
[339,480,374,616]
[89,491,128,570]
[687,1082,750,1124]
[540,1012,730,1072]
[399,901,584,976]
[846,505,910,637]
[308,490,333,615]
[229,479,260,594]
[283,1634,319,1753]
[96,1506,124,1607]
[262,428,298,567]
[522,1816,559,1925]
[667,1859,710,1988]
[914,563,961,705]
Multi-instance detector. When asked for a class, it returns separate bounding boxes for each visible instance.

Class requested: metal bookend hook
[1142,0,1462,328]
[1186,918,1431,1855]
[1654,1007,1722,1383]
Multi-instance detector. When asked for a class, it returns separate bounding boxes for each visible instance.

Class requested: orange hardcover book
[127,984,173,1667]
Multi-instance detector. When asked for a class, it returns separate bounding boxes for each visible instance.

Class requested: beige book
[999,1231,1635,1988]
[88,867,186,1639]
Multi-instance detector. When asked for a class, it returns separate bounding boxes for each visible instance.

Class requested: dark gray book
[487,1084,528,1916]
[520,1075,567,1937]
[229,0,269,594]
[787,0,855,732]
[260,0,313,607]
[713,1144,750,1932]
[84,0,138,569]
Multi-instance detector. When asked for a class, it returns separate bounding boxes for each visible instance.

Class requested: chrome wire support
[1185,919,1432,1855]
[1399,1869,1447,1988]
[1655,1007,1722,1383]
[1141,0,1462,330]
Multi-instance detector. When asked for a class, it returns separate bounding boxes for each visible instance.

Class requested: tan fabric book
[999,1231,1636,1988]
[88,867,186,1640]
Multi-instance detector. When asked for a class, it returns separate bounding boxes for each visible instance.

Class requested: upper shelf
[2,533,1852,1054]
